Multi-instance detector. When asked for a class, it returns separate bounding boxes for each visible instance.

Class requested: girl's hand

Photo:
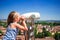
[19,16,25,24]
[20,16,25,21]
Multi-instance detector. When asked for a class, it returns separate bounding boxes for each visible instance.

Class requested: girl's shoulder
[11,22,20,27]
[9,22,18,28]
[10,22,17,25]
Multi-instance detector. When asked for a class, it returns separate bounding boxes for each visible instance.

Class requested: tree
[0,30,3,36]
[34,26,37,38]
[42,27,52,37]
[54,32,60,40]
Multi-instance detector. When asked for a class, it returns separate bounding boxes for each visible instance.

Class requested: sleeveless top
[2,23,19,40]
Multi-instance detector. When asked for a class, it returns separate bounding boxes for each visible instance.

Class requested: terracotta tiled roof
[35,37,55,40]
[0,26,6,30]
[51,26,60,33]
[0,26,6,35]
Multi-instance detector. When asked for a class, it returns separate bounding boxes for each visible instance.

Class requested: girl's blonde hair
[7,11,19,25]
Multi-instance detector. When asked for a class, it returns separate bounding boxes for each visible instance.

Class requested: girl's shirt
[2,23,18,40]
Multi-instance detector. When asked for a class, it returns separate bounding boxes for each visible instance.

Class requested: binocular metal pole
[25,18,35,40]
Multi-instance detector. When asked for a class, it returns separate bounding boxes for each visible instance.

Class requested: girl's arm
[21,20,28,31]
[16,23,28,31]
[18,16,28,31]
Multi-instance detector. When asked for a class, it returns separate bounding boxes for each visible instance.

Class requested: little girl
[2,11,28,40]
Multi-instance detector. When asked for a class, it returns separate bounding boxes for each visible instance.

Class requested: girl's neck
[13,19,18,23]
[13,21,18,23]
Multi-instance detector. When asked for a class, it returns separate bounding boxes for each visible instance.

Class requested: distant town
[0,19,60,40]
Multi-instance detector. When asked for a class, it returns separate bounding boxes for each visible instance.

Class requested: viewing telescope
[21,12,40,40]
[21,12,40,19]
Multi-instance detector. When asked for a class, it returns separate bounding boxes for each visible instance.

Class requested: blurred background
[0,0,60,40]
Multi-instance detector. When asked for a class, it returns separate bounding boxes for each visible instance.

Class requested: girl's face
[16,14,21,22]
[14,13,20,22]
[17,16,20,22]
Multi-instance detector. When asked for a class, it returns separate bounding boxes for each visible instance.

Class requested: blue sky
[0,0,60,20]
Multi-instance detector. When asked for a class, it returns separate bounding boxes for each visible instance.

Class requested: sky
[0,0,60,20]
